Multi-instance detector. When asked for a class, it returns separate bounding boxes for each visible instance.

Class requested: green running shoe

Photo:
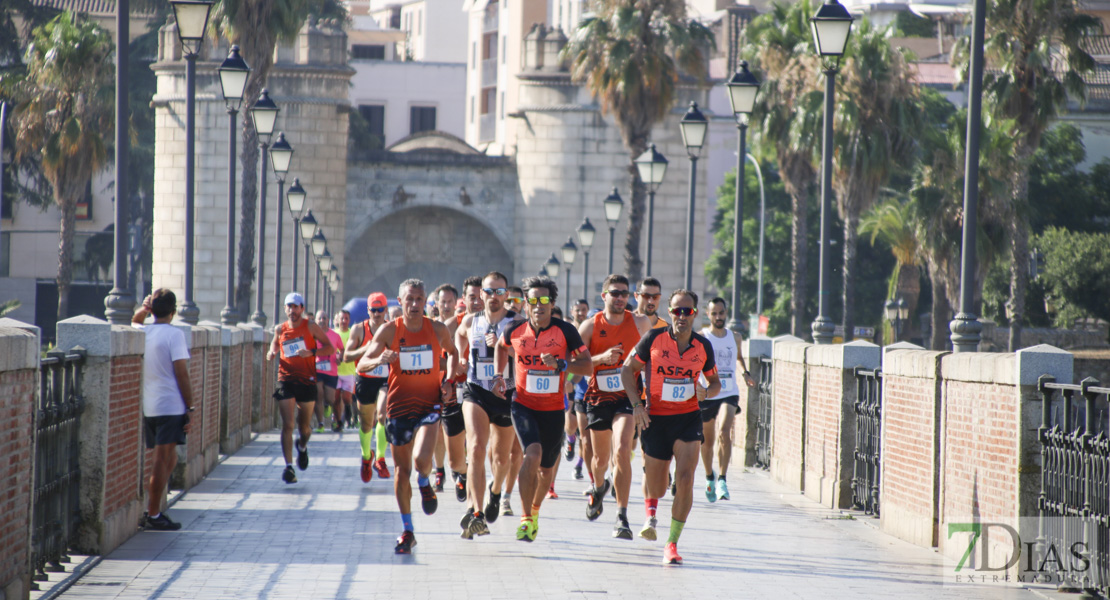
[516,516,538,542]
[705,478,717,503]
[716,478,730,501]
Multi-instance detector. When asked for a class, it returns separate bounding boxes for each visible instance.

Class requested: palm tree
[858,196,921,306]
[8,12,114,321]
[742,0,822,337]
[562,0,713,281]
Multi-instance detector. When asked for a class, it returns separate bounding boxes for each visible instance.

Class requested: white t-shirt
[138,323,191,417]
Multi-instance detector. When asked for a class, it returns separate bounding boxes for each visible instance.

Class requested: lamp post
[319,249,332,315]
[269,132,293,322]
[299,210,317,298]
[748,154,767,318]
[576,218,596,301]
[884,296,908,343]
[170,0,214,325]
[249,89,279,326]
[286,178,306,295]
[544,253,561,281]
[603,187,623,276]
[679,102,708,291]
[311,231,327,311]
[560,237,577,313]
[329,267,339,314]
[810,0,853,344]
[634,144,668,276]
[217,45,250,325]
[724,60,761,332]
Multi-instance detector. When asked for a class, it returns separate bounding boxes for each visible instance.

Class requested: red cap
[456,298,467,309]
[368,292,388,309]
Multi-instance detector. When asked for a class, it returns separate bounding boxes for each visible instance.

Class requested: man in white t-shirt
[131,288,194,531]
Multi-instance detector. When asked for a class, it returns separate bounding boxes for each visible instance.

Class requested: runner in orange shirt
[621,289,720,565]
[633,277,669,330]
[343,292,392,482]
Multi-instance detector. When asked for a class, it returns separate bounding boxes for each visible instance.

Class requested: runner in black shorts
[345,292,392,483]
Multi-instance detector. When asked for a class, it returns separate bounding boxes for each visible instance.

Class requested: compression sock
[401,513,414,532]
[374,422,388,457]
[645,498,658,519]
[358,428,374,460]
[667,519,686,544]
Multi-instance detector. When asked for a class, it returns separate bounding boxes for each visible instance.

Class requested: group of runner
[268,272,755,565]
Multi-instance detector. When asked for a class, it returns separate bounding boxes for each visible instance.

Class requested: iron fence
[754,357,773,469]
[1037,375,1109,596]
[30,348,86,588]
[851,367,882,515]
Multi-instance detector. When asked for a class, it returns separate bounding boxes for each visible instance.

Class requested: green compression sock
[358,428,374,460]
[374,422,388,457]
[667,519,686,544]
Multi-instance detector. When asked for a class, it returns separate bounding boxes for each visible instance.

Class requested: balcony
[481,58,498,87]
[483,6,499,33]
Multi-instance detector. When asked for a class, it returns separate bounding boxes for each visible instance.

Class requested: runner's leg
[278,398,296,465]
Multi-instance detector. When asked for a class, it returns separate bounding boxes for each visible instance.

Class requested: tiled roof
[30,0,156,16]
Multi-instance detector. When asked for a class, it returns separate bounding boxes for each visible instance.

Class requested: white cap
[284,292,305,307]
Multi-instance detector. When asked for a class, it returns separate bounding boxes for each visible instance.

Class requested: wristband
[743,370,750,378]
[311,348,317,356]
[556,358,568,373]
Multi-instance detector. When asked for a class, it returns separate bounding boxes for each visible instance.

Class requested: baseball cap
[284,292,305,307]
[456,298,467,310]
[368,292,388,309]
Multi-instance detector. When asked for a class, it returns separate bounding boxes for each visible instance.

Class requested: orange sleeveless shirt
[276,318,318,384]
[385,317,443,419]
[585,310,643,405]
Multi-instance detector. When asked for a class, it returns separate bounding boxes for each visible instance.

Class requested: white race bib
[399,345,434,372]
[476,357,497,380]
[366,363,389,378]
[525,369,559,394]
[597,368,624,392]
[661,377,694,402]
[315,358,330,372]
[282,337,306,359]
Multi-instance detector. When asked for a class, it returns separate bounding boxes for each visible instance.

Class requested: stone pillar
[238,323,268,431]
[0,323,40,600]
[769,337,809,490]
[217,322,252,454]
[57,316,145,556]
[737,335,772,467]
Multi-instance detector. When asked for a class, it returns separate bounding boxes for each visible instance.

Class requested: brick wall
[105,356,143,516]
[240,343,253,434]
[227,343,244,443]
[770,344,807,490]
[0,366,35,600]
[803,364,847,505]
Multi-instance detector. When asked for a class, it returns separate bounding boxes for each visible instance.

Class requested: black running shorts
[640,410,703,461]
[385,410,441,447]
[442,401,466,437]
[274,380,317,403]
[511,402,565,469]
[460,382,513,428]
[585,395,634,431]
[144,414,187,449]
[355,377,386,405]
[698,395,740,423]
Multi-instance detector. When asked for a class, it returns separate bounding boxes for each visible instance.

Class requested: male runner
[344,292,392,482]
[634,277,669,329]
[357,279,458,554]
[455,272,524,538]
[334,310,357,429]
[699,298,757,501]
[572,299,590,326]
[578,274,651,538]
[492,277,592,542]
[431,283,459,491]
[621,289,720,565]
[266,293,336,484]
[505,286,524,314]
[314,309,343,432]
[436,277,481,500]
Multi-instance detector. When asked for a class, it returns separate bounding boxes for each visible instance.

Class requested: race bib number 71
[399,345,434,371]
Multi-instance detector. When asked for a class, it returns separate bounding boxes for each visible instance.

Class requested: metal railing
[754,357,773,469]
[1037,375,1109,596]
[851,368,882,515]
[30,349,86,588]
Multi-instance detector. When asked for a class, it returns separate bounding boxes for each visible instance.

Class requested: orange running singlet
[276,318,318,385]
[585,310,642,406]
[385,317,443,419]
[632,327,717,416]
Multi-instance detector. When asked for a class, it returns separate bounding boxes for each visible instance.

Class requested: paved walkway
[59,430,1051,600]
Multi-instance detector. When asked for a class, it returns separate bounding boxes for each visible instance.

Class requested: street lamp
[748,154,767,319]
[560,237,577,313]
[679,101,707,291]
[724,60,761,332]
[249,88,279,326]
[634,143,668,276]
[317,248,332,312]
[269,132,293,322]
[286,178,306,297]
[299,210,317,298]
[603,187,623,276]
[884,296,909,343]
[104,0,138,324]
[810,0,853,344]
[217,45,250,326]
[311,231,327,311]
[170,0,214,325]
[544,253,560,280]
[576,218,596,301]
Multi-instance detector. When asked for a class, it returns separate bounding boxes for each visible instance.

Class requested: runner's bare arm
[632,313,652,336]
[356,323,396,373]
[435,321,460,381]
[703,371,722,400]
[620,354,645,405]
[733,330,756,387]
[566,348,593,376]
[266,330,281,361]
[342,326,364,362]
[454,314,472,370]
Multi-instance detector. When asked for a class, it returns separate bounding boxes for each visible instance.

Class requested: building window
[358,104,385,149]
[502,35,507,64]
[351,44,386,60]
[483,32,497,60]
[500,91,505,119]
[410,106,436,134]
[472,41,477,68]
[480,88,495,115]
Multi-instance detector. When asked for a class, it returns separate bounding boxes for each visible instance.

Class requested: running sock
[576,457,583,468]
[401,513,414,532]
[436,467,446,478]
[417,474,430,488]
[358,429,374,460]
[645,498,658,519]
[706,471,715,481]
[719,474,727,482]
[149,512,161,520]
[618,506,627,519]
[667,519,685,544]
[374,422,388,457]
[567,434,576,445]
[531,504,542,517]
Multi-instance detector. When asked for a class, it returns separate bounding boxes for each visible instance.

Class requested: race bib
[525,369,559,394]
[475,357,497,380]
[282,337,306,358]
[315,358,330,372]
[661,377,694,402]
[399,345,434,372]
[597,368,624,392]
[366,363,389,378]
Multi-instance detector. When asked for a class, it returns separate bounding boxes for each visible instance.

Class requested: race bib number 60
[661,377,694,402]
[525,369,559,394]
[399,345,434,371]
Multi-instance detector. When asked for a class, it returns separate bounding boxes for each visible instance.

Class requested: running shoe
[612,514,633,540]
[145,512,182,531]
[434,470,445,492]
[639,517,658,541]
[282,465,297,484]
[516,517,537,542]
[586,486,604,521]
[373,457,391,479]
[419,484,438,515]
[455,473,467,503]
[573,464,584,480]
[670,474,677,497]
[331,421,343,433]
[564,439,575,461]
[484,485,501,523]
[314,424,325,434]
[460,509,473,530]
[664,542,683,565]
[296,440,309,471]
[546,484,558,499]
[360,457,373,483]
[500,498,513,517]
[716,478,730,501]
[394,530,416,554]
[705,479,717,503]
[463,512,490,539]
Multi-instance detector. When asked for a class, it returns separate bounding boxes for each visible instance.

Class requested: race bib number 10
[476,357,497,380]
[399,345,434,372]
[597,368,624,392]
[661,377,694,402]
[525,370,559,394]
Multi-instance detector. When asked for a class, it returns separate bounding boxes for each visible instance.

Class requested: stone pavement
[56,430,1051,600]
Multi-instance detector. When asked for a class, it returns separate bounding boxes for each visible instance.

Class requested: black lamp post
[249,89,279,326]
[104,0,138,324]
[603,187,623,276]
[329,267,339,314]
[300,211,317,299]
[286,178,306,296]
[560,237,577,313]
[810,0,853,344]
[311,231,327,312]
[884,297,909,343]
[217,45,249,325]
[679,102,707,291]
[634,144,668,276]
[576,218,596,301]
[318,249,333,315]
[269,132,293,322]
[169,0,214,325]
[724,60,761,332]
[544,253,561,281]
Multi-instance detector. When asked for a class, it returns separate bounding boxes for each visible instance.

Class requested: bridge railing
[851,367,882,516]
[754,357,773,470]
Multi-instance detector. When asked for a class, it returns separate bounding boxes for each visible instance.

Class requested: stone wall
[735,336,771,467]
[769,340,807,490]
[0,326,39,600]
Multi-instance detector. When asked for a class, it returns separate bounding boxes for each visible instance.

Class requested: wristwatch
[555,358,568,373]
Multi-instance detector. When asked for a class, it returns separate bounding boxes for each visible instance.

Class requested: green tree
[8,12,114,321]
[1027,123,1110,234]
[858,196,922,334]
[1032,228,1110,327]
[562,0,713,281]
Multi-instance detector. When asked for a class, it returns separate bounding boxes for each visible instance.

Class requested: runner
[431,283,460,492]
[436,277,481,501]
[620,289,720,565]
[265,293,336,484]
[492,277,592,542]
[333,310,357,430]
[343,292,393,483]
[357,279,459,554]
[572,299,590,326]
[699,298,757,501]
[455,271,524,538]
[313,310,343,432]
[505,286,524,314]
[578,274,651,538]
[634,277,669,329]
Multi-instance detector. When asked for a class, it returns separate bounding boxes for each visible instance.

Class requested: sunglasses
[369,307,386,314]
[482,287,508,296]
[508,296,523,303]
[638,293,661,300]
[526,296,554,306]
[669,307,697,317]
[605,289,630,298]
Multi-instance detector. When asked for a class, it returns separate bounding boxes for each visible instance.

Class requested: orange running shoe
[373,456,390,479]
[546,484,558,499]
[360,457,373,483]
[664,542,683,565]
